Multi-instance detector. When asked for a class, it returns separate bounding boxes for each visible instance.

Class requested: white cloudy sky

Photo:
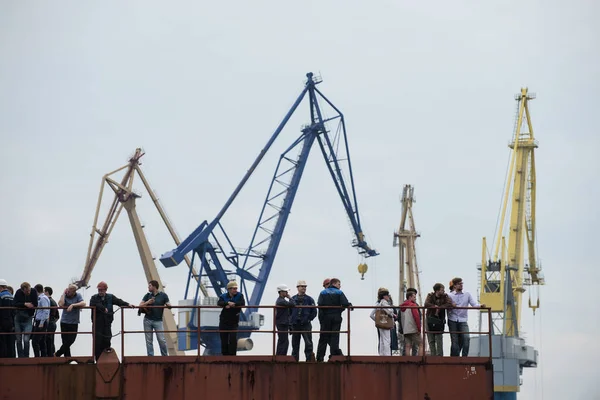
[1,1,598,399]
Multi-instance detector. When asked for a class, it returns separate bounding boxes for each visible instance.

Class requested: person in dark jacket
[44,287,60,357]
[90,281,134,361]
[217,281,245,356]
[290,280,317,361]
[0,279,16,358]
[275,284,295,356]
[316,278,352,362]
[13,282,38,357]
[424,283,454,356]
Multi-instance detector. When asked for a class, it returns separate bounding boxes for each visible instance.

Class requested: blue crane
[160,72,378,354]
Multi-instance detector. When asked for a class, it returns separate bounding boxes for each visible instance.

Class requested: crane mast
[393,185,422,305]
[474,88,545,399]
[77,149,209,355]
[160,72,378,354]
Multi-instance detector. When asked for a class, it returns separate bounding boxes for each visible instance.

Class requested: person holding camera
[139,280,171,356]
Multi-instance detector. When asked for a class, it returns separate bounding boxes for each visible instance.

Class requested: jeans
[14,312,32,357]
[449,320,470,357]
[427,332,444,356]
[291,322,313,361]
[32,320,48,357]
[316,314,342,361]
[276,324,289,355]
[144,318,167,356]
[45,321,57,356]
[55,323,78,357]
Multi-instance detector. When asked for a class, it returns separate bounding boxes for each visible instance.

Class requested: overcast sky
[1,1,598,399]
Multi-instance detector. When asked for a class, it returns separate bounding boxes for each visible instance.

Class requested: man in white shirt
[447,277,485,357]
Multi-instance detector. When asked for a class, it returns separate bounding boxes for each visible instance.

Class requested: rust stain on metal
[0,356,493,400]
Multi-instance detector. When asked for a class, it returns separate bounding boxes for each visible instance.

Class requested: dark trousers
[32,320,48,357]
[276,324,289,355]
[45,321,57,356]
[220,324,238,356]
[0,324,16,358]
[55,323,78,357]
[94,321,112,361]
[291,322,313,361]
[316,314,342,361]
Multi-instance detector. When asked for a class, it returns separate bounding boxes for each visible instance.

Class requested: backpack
[49,298,60,323]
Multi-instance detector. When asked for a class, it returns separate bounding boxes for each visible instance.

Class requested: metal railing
[0,306,96,359]
[0,304,492,361]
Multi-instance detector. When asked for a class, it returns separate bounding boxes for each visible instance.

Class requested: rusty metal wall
[0,356,493,400]
[0,359,96,400]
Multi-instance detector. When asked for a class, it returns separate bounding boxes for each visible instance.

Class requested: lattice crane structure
[472,88,545,400]
[160,73,378,355]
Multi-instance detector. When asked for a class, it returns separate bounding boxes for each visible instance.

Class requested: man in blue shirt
[139,280,171,356]
[55,284,86,357]
[447,277,485,357]
[0,279,16,358]
[275,284,295,356]
[316,278,352,362]
[290,280,317,362]
[217,281,245,356]
[32,284,50,357]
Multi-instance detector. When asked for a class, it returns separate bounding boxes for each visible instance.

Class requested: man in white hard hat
[0,279,16,358]
[217,281,245,356]
[275,284,295,356]
[290,280,317,361]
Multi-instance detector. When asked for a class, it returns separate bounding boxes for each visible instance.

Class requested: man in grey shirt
[55,284,86,357]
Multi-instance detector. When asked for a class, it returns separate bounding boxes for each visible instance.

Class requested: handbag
[426,315,445,332]
[375,309,394,330]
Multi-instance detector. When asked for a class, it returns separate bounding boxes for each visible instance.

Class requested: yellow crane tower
[472,89,545,399]
[76,148,209,356]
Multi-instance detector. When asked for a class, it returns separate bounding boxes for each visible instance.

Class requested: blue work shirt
[61,292,84,324]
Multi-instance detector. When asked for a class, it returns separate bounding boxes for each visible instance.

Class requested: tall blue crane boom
[160,72,377,353]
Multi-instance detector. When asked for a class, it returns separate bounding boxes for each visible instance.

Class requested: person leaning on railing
[447,277,485,357]
[55,284,86,358]
[217,281,245,356]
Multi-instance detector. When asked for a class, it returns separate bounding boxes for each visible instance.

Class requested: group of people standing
[0,278,172,361]
[217,277,352,361]
[371,277,485,357]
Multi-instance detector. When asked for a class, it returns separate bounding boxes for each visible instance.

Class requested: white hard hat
[296,280,307,287]
[0,279,7,286]
[277,284,289,292]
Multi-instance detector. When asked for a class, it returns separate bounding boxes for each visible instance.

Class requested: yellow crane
[474,89,545,398]
[76,148,209,356]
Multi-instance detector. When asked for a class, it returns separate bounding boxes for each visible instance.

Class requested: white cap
[296,280,307,287]
[277,284,289,292]
[0,279,7,286]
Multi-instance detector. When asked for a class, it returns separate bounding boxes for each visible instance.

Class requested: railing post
[487,307,493,359]
[92,306,96,360]
[422,305,426,358]
[347,306,351,358]
[121,305,125,359]
[272,306,276,359]
[197,305,201,358]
